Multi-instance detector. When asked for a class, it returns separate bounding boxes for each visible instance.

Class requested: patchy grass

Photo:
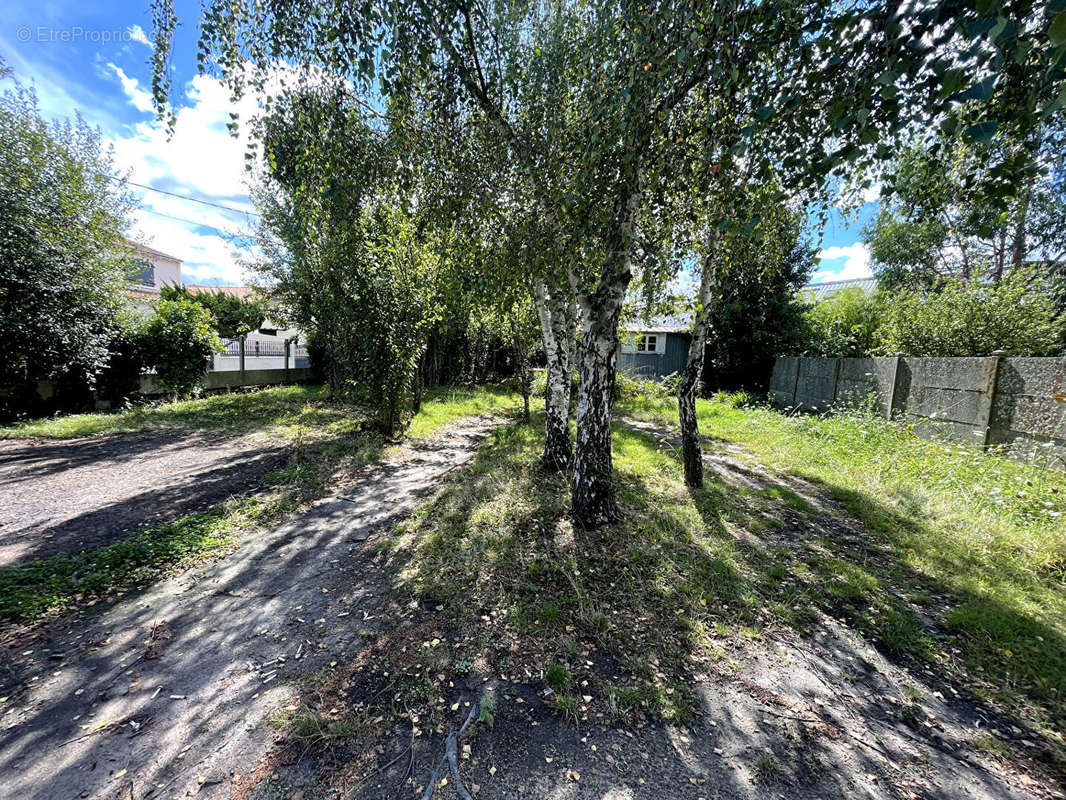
[0,384,522,624]
[0,385,335,439]
[0,496,278,621]
[0,383,518,441]
[336,400,1065,767]
[617,393,1066,746]
[406,385,524,439]
[366,419,789,733]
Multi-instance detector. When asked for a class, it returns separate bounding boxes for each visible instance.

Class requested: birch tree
[154,0,1066,526]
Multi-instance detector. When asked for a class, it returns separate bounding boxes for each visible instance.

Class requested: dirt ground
[0,431,288,565]
[0,418,497,800]
[0,417,1059,800]
[245,421,1060,800]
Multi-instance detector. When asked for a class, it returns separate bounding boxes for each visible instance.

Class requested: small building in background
[799,276,878,302]
[618,317,691,380]
[122,241,308,371]
[182,285,309,372]
[125,240,183,313]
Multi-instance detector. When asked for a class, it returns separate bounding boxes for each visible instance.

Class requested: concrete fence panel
[769,354,1066,469]
[835,357,898,417]
[794,357,839,411]
[989,357,1066,465]
[769,357,800,406]
[897,356,999,444]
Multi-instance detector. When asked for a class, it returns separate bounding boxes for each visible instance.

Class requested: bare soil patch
[0,431,287,565]
[0,417,497,800]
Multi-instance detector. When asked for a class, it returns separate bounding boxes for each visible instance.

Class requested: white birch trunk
[534,279,574,471]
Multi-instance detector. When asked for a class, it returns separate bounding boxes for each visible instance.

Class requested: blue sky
[1,1,876,285]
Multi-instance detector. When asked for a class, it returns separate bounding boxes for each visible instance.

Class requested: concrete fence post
[885,354,902,420]
[239,336,246,388]
[791,357,802,407]
[981,350,1006,449]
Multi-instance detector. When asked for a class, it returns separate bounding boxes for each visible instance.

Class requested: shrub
[139,300,223,395]
[802,286,883,357]
[160,285,268,339]
[0,79,133,417]
[613,372,672,404]
[878,273,1063,357]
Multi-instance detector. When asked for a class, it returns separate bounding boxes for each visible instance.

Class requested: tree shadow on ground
[623,419,1066,780]
[0,426,386,622]
[0,437,289,565]
[309,420,1053,800]
[0,418,496,800]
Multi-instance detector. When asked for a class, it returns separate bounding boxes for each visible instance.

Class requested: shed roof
[624,314,691,334]
[800,277,878,301]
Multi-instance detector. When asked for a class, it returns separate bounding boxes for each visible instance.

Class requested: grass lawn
[618,391,1066,743]
[0,384,522,624]
[361,396,1064,771]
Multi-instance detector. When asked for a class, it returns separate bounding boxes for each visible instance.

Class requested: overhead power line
[111,175,261,218]
[138,206,258,238]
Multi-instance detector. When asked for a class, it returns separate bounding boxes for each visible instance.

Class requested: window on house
[621,334,665,354]
[128,260,155,287]
[258,328,278,337]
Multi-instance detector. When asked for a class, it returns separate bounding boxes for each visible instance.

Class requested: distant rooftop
[183,284,259,299]
[625,314,691,334]
[801,276,878,301]
[125,238,182,263]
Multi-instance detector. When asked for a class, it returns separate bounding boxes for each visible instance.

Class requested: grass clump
[753,752,780,783]
[0,497,273,621]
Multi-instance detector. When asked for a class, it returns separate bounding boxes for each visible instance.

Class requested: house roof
[800,277,878,301]
[625,314,691,334]
[125,238,183,263]
[184,284,259,299]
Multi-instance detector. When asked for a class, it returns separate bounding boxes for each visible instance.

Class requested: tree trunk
[534,280,574,471]
[412,358,423,414]
[677,248,717,488]
[571,177,642,527]
[1010,183,1032,277]
[571,267,629,527]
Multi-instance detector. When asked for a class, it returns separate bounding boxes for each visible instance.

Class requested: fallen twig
[420,702,479,800]
[59,720,122,747]
[344,740,413,799]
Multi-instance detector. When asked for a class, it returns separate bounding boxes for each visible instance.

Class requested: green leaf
[1049,9,1066,45]
[961,74,997,101]
[964,121,999,143]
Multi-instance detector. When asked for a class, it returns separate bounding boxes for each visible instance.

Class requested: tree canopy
[153,0,1066,523]
[160,285,269,340]
[0,74,133,410]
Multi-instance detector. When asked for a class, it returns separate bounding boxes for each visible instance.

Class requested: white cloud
[107,63,155,113]
[861,183,881,204]
[127,25,152,49]
[813,242,873,283]
[108,70,274,284]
